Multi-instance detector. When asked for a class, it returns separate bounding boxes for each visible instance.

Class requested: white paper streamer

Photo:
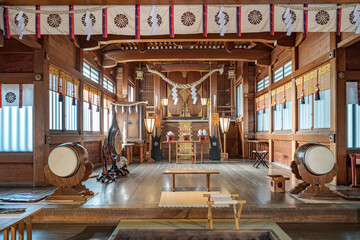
[16,11,26,39]
[85,11,93,40]
[150,5,159,35]
[190,84,198,104]
[128,106,131,113]
[136,105,138,112]
[171,85,178,105]
[283,8,294,36]
[218,7,227,36]
[354,5,360,34]
[122,105,124,113]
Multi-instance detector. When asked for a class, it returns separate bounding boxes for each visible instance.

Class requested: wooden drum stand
[290,143,338,199]
[44,142,94,204]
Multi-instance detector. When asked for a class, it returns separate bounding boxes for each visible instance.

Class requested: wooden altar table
[163,141,205,164]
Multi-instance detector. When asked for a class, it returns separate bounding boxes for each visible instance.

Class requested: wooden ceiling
[0,0,352,5]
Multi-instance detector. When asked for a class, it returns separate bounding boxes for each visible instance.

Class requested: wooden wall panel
[298,33,330,68]
[346,41,360,71]
[49,36,77,69]
[273,141,292,166]
[0,163,33,184]
[0,53,33,72]
[84,141,102,165]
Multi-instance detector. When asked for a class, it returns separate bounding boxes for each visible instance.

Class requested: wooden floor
[83,159,302,206]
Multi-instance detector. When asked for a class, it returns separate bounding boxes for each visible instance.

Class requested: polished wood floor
[0,159,352,207]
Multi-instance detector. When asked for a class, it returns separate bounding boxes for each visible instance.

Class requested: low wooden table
[163,170,220,192]
[163,141,205,164]
[0,206,43,240]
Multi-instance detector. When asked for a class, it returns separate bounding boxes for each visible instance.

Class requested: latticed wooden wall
[139,72,154,105]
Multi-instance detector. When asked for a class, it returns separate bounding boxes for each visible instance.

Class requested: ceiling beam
[12,35,42,49]
[104,48,271,63]
[96,33,290,45]
[160,63,211,72]
[0,0,353,4]
[337,34,360,48]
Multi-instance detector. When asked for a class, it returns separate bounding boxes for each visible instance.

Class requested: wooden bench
[163,170,220,192]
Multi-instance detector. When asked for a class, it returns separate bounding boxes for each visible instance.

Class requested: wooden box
[182,134,191,141]
[199,135,207,142]
[266,175,290,193]
[166,135,175,142]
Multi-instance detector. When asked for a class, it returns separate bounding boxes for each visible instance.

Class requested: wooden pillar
[209,64,218,136]
[122,63,129,99]
[33,41,48,186]
[291,78,297,161]
[116,65,124,101]
[154,64,161,110]
[267,66,274,162]
[333,48,347,185]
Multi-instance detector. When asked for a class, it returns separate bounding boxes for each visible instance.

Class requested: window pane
[273,104,282,130]
[347,104,354,148]
[49,91,63,130]
[108,81,114,93]
[284,61,292,77]
[0,106,33,152]
[264,76,269,88]
[83,102,91,131]
[257,79,264,92]
[83,62,91,79]
[313,89,330,129]
[237,84,243,116]
[92,105,100,132]
[263,108,269,131]
[65,96,77,131]
[274,67,284,83]
[283,101,292,130]
[299,95,312,129]
[257,111,263,132]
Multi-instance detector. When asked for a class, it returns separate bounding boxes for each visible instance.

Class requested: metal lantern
[227,67,235,80]
[162,98,169,107]
[219,117,231,134]
[201,98,208,106]
[144,118,155,134]
[135,66,144,80]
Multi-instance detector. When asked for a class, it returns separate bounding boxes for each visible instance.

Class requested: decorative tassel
[108,109,110,115]
[257,106,260,112]
[36,6,41,39]
[273,100,276,111]
[300,91,305,104]
[135,5,140,39]
[303,4,308,36]
[203,5,207,37]
[236,6,241,37]
[72,97,76,106]
[263,105,266,114]
[315,69,320,101]
[3,8,10,39]
[69,5,74,39]
[270,4,275,36]
[96,106,100,112]
[169,5,174,38]
[336,4,342,36]
[102,8,108,38]
[58,93,63,102]
[89,103,92,110]
[283,97,287,109]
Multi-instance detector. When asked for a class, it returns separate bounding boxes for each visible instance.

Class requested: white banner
[1,84,33,107]
[41,5,69,35]
[74,5,102,35]
[174,5,202,35]
[347,82,359,105]
[140,5,169,36]
[108,6,135,36]
[241,5,270,33]
[308,4,337,32]
[274,5,303,33]
[8,6,35,36]
[207,6,236,35]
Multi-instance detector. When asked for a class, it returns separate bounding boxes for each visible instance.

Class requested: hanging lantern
[227,66,235,80]
[135,66,144,80]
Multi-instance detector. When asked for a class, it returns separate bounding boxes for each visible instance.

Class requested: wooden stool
[203,193,246,230]
[266,175,290,193]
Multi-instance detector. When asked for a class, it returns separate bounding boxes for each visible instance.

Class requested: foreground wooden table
[163,170,220,192]
[0,206,43,240]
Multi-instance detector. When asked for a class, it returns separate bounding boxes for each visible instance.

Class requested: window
[313,90,331,129]
[257,108,269,132]
[83,84,101,132]
[83,62,99,83]
[346,82,360,149]
[0,84,33,152]
[49,65,79,131]
[299,95,312,129]
[274,61,292,83]
[272,83,292,131]
[257,76,269,92]
[282,101,292,130]
[104,96,114,133]
[103,77,114,93]
[236,84,243,116]
[273,105,282,130]
[128,85,135,102]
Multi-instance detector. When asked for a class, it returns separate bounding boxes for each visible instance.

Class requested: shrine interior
[0,1,360,240]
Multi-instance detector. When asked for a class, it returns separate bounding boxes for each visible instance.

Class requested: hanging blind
[271,82,292,105]
[296,63,331,99]
[49,65,80,99]
[256,93,269,111]
[104,95,115,110]
[83,84,101,107]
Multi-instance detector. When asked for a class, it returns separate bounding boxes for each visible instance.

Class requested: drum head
[48,146,79,177]
[304,145,334,175]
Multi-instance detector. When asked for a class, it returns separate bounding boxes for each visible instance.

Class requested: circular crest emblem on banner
[349,10,360,25]
[47,14,62,28]
[181,12,196,26]
[315,10,330,25]
[114,14,128,28]
[147,14,162,27]
[282,10,297,24]
[5,92,16,104]
[215,11,229,26]
[248,10,263,25]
